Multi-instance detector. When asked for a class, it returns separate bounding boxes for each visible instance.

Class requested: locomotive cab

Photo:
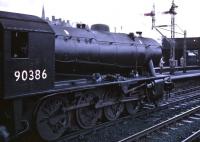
[0,11,55,99]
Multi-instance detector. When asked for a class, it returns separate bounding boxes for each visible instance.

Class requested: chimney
[42,5,45,19]
[136,31,142,37]
[52,16,55,21]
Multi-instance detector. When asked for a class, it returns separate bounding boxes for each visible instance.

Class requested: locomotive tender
[0,11,171,141]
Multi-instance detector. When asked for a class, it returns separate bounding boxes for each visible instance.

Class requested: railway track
[51,86,200,142]
[182,129,200,142]
[118,106,200,142]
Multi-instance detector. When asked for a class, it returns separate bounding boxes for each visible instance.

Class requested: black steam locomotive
[0,11,172,141]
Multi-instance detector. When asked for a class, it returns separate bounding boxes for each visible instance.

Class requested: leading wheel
[35,96,70,141]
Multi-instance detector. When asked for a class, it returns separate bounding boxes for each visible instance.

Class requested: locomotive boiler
[0,11,172,141]
[52,24,162,75]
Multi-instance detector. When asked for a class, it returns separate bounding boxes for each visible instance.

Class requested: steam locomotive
[0,11,172,141]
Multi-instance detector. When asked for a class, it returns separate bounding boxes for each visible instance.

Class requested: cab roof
[0,11,53,33]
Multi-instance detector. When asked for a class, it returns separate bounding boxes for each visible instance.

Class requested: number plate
[14,69,47,82]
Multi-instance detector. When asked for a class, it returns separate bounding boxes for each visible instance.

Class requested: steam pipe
[148,59,156,77]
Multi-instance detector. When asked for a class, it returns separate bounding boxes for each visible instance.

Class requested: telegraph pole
[169,0,177,74]
[183,30,187,73]
[144,1,183,75]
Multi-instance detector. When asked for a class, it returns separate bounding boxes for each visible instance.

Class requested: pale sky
[0,0,200,39]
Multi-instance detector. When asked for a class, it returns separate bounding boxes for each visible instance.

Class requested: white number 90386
[14,69,47,81]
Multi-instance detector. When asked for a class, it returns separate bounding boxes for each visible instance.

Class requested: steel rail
[118,106,200,142]
[181,129,200,142]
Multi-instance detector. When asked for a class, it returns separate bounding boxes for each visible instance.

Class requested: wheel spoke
[104,103,124,121]
[126,101,139,115]
[35,97,70,141]
[104,89,124,121]
[76,91,103,129]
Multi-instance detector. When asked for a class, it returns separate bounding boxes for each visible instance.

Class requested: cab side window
[11,31,28,58]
